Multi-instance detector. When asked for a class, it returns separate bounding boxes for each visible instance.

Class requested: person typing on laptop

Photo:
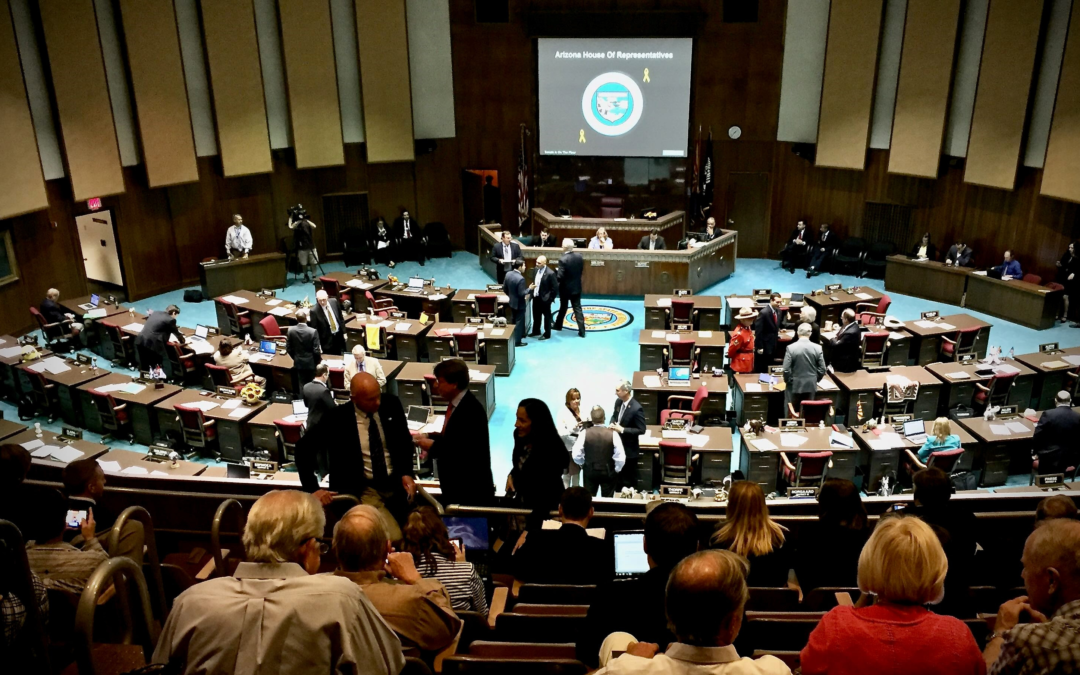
[916,417,960,462]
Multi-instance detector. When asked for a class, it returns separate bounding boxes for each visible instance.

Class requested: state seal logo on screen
[581,72,644,136]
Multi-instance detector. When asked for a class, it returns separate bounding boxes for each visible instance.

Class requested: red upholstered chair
[30,306,75,350]
[259,315,287,342]
[90,389,132,443]
[453,331,484,363]
[219,300,252,338]
[319,276,342,298]
[599,196,624,219]
[664,384,709,422]
[781,451,832,487]
[101,321,136,368]
[856,295,891,326]
[860,331,890,368]
[670,300,697,328]
[659,441,693,485]
[1022,274,1043,285]
[659,408,696,426]
[973,372,1017,411]
[27,370,59,421]
[940,327,982,361]
[665,339,699,371]
[175,404,218,459]
[474,294,499,318]
[206,363,248,392]
[166,343,199,385]
[1030,458,1078,485]
[904,446,965,472]
[272,419,304,466]
[327,367,349,400]
[787,399,834,425]
[365,291,397,317]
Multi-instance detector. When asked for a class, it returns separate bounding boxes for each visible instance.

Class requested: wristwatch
[987,630,1006,643]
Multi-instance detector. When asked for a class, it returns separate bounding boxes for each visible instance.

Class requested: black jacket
[512,524,612,585]
[393,216,420,240]
[310,299,346,350]
[533,265,558,304]
[1033,406,1080,471]
[135,312,182,356]
[786,227,811,247]
[946,244,974,268]
[503,269,529,311]
[40,298,68,325]
[829,321,862,372]
[557,251,584,296]
[427,390,495,506]
[754,304,780,355]
[637,235,666,250]
[510,433,567,530]
[578,567,675,667]
[793,522,868,592]
[535,233,558,248]
[611,396,646,459]
[297,395,415,498]
[489,242,522,265]
[910,241,937,260]
[302,380,336,430]
[286,323,321,370]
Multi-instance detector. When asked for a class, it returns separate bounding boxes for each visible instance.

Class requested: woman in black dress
[507,398,569,531]
[1056,241,1080,325]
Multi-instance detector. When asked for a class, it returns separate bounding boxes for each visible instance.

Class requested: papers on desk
[651,330,666,338]
[744,383,763,392]
[945,371,971,380]
[469,369,491,382]
[750,438,778,451]
[190,340,215,356]
[184,400,219,412]
[418,416,445,435]
[101,383,146,395]
[817,379,838,390]
[395,322,411,332]
[665,333,682,342]
[687,434,710,448]
[429,294,447,301]
[1063,355,1080,366]
[27,357,71,374]
[936,323,956,331]
[221,295,249,305]
[780,433,808,448]
[121,465,149,475]
[151,470,171,477]
[1041,360,1069,369]
[727,297,755,309]
[283,414,305,424]
[31,444,83,463]
[640,434,660,447]
[122,322,143,332]
[878,432,903,446]
[914,320,939,329]
[85,308,108,319]
[643,375,663,388]
[228,407,250,418]
[265,299,283,306]
[829,432,856,448]
[221,398,244,410]
[990,424,1011,436]
[97,460,122,473]
[490,329,505,336]
[698,331,713,338]
[868,439,896,450]
[345,279,372,289]
[0,346,24,358]
[497,295,509,303]
[656,298,672,307]
[993,364,1021,375]
[973,270,988,276]
[854,293,874,300]
[269,307,292,317]
[377,320,394,329]
[1005,421,1030,434]
[20,439,44,451]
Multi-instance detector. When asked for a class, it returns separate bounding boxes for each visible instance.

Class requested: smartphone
[449,538,464,554]
[66,509,87,529]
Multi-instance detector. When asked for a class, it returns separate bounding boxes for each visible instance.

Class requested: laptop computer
[291,400,308,419]
[903,419,927,445]
[667,366,691,387]
[790,292,804,303]
[191,324,210,341]
[78,294,100,311]
[614,531,649,578]
[259,340,277,354]
[226,463,251,479]
[407,277,426,290]
[406,405,433,431]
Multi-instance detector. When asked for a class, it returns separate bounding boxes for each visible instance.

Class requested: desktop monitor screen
[259,340,277,354]
[668,366,691,383]
[408,277,426,289]
[442,516,490,551]
[194,324,209,339]
[89,294,100,307]
[614,531,649,576]
[903,419,925,437]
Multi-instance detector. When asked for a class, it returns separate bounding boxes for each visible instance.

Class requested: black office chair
[424,222,453,258]
[832,237,867,276]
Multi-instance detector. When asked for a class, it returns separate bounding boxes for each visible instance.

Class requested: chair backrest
[793,451,832,486]
[928,448,964,472]
[494,612,588,643]
[660,440,692,485]
[319,277,341,297]
[861,331,890,367]
[475,294,499,317]
[799,399,833,425]
[205,363,233,388]
[327,366,347,391]
[747,587,801,612]
[29,306,47,329]
[671,299,695,324]
[101,320,125,347]
[1022,274,1043,285]
[211,499,245,578]
[839,238,866,256]
[691,384,709,411]
[175,404,209,444]
[71,556,159,675]
[875,295,891,314]
[28,370,50,397]
[956,327,981,353]
[986,372,1018,404]
[423,373,445,408]
[512,604,589,616]
[455,331,479,355]
[166,342,188,373]
[515,584,597,605]
[659,408,695,426]
[868,241,896,260]
[669,339,696,364]
[469,642,577,659]
[259,315,282,336]
[90,389,122,428]
[220,300,240,321]
[738,612,824,653]
[273,420,305,458]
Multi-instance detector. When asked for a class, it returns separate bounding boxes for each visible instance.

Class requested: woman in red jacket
[727,307,757,375]
[800,515,985,675]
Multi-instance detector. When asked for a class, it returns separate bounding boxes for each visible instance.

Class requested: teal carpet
[10,253,1078,492]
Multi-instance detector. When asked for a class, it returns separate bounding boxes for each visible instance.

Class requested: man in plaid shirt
[985,518,1080,674]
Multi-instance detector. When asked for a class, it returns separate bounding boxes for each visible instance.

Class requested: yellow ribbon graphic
[643,68,650,83]
[579,129,586,143]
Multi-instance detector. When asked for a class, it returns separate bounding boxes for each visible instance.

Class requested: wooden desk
[316,272,390,312]
[154,390,268,461]
[830,366,942,425]
[739,427,858,495]
[18,358,109,425]
[644,295,723,331]
[804,287,884,327]
[638,329,726,372]
[0,419,27,441]
[884,256,972,305]
[956,414,1041,486]
[246,402,300,462]
[59,296,131,356]
[428,323,517,375]
[925,361,1036,414]
[1013,348,1080,410]
[77,373,183,444]
[214,290,309,339]
[964,274,1061,330]
[391,362,496,418]
[345,315,431,362]
[631,371,729,425]
[732,373,840,425]
[96,448,207,477]
[818,326,910,368]
[451,289,513,323]
[375,283,455,320]
[851,425,979,493]
[0,337,50,401]
[638,425,734,489]
[530,208,687,249]
[723,294,805,329]
[11,428,110,469]
[200,253,287,298]
[900,314,992,365]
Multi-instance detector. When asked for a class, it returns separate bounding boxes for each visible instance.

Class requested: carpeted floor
[9,252,1078,492]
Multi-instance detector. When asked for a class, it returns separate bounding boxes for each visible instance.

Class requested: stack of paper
[395,322,412,332]
[750,438,778,451]
[656,298,672,307]
[0,346,24,358]
[265,299,283,306]
[945,371,971,380]
[191,341,215,355]
[867,439,895,451]
[221,295,249,304]
[429,294,447,301]
[221,398,244,410]
[28,357,72,374]
[85,308,108,319]
[687,434,710,448]
[914,320,939,329]
[818,379,838,390]
[854,293,874,300]
[228,407,250,418]
[490,329,505,336]
[121,465,150,475]
[497,295,509,303]
[269,307,292,317]
[469,370,491,382]
[1062,355,1080,367]
[651,330,666,338]
[936,323,956,331]
[698,331,713,338]
[993,364,1021,375]
[151,470,171,477]
[744,383,763,392]
[878,432,903,445]
[185,400,219,412]
[95,383,129,394]
[1005,421,1029,434]
[727,297,754,309]
[122,323,144,332]
[97,460,123,473]
[665,334,682,342]
[780,433,808,448]
[283,414,305,424]
[642,375,663,388]
[990,424,1010,436]
[30,444,84,462]
[1041,360,1069,369]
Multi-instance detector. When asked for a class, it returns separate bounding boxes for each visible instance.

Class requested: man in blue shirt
[993,250,1023,280]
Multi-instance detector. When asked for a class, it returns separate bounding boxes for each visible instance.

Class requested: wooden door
[725,172,771,258]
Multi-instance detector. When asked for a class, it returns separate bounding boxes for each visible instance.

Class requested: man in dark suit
[828,309,862,373]
[302,363,336,430]
[489,231,522,283]
[806,222,834,277]
[535,227,558,248]
[414,359,495,507]
[780,220,812,273]
[40,288,83,342]
[135,304,184,369]
[554,240,586,338]
[637,229,666,251]
[1032,391,1080,475]
[529,255,557,340]
[311,289,347,355]
[297,372,417,541]
[611,379,646,491]
[504,259,531,347]
[511,488,612,584]
[287,309,322,386]
[753,293,781,372]
[393,209,425,265]
[945,240,975,267]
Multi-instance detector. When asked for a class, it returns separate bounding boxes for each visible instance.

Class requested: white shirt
[355,407,394,480]
[590,236,614,250]
[502,243,512,262]
[225,224,253,253]
[572,427,625,472]
[535,266,545,288]
[556,405,583,437]
[649,238,657,250]
[598,644,790,675]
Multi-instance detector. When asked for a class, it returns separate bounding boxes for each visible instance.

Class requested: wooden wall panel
[1041,5,1080,203]
[0,0,47,220]
[815,0,884,170]
[278,0,344,168]
[355,0,415,163]
[964,0,1044,189]
[118,0,199,187]
[888,0,962,178]
[38,0,125,200]
[200,0,272,176]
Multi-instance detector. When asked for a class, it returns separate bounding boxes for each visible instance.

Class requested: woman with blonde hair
[589,227,614,250]
[710,481,790,586]
[917,417,961,462]
[800,516,985,675]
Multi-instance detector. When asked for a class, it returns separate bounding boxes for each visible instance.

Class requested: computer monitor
[408,277,425,289]
[226,464,251,479]
[194,324,209,339]
[614,531,649,577]
[291,400,308,416]
[89,294,100,307]
[903,419,925,437]
[259,340,277,354]
[668,366,691,384]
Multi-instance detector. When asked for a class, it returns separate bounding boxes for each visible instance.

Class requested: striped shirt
[26,538,108,595]
[414,553,488,615]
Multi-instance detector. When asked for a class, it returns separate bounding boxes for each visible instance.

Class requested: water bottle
[91,357,98,370]
[34,422,42,438]
[1008,347,1015,360]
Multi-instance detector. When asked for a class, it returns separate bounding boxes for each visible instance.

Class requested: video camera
[287,204,308,221]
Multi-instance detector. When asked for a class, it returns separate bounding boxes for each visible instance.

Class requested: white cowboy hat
[736,307,759,321]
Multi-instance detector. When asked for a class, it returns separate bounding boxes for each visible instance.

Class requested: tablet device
[614,531,649,577]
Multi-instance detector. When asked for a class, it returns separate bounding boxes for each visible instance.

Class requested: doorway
[462,169,499,254]
[725,172,771,258]
[75,210,124,287]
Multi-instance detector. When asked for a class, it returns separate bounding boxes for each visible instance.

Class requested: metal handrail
[108,506,167,622]
[0,520,51,671]
[211,499,244,578]
[73,556,159,675]
[416,486,444,515]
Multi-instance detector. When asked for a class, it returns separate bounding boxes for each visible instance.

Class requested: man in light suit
[529,255,557,340]
[344,344,386,388]
[489,231,522,283]
[504,259,532,347]
[783,323,827,413]
[555,239,586,338]
[637,229,666,251]
[610,379,647,491]
[828,309,862,373]
[302,363,337,430]
[311,289,347,355]
[945,240,974,267]
[287,309,322,386]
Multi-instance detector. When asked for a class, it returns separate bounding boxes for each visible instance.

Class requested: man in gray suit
[287,308,322,387]
[783,323,826,414]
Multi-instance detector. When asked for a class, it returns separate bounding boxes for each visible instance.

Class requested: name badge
[825,284,842,293]
[1039,343,1060,353]
[673,289,693,296]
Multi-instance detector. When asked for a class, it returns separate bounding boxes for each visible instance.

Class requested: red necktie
[443,402,454,432]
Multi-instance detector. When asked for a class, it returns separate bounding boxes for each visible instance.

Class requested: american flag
[517,125,530,231]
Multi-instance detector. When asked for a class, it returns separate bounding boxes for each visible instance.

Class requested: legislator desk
[58,296,132,355]
[732,373,840,426]
[17,357,109,425]
[956,412,1041,486]
[818,325,910,368]
[740,427,858,495]
[644,295,723,331]
[0,418,26,441]
[900,314,992,365]
[247,403,305,463]
[215,290,310,339]
[925,360,1035,414]
[631,371,729,425]
[529,208,687,249]
[451,289,513,323]
[428,323,517,375]
[638,425,734,489]
[723,293,806,329]
[830,366,942,425]
[374,282,455,320]
[1013,347,1080,410]
[77,373,183,444]
[200,253,287,298]
[964,273,1061,330]
[154,389,268,461]
[804,287,885,328]
[346,315,431,362]
[0,338,50,401]
[12,427,110,470]
[315,272,390,312]
[638,329,726,372]
[850,424,979,493]
[118,321,225,380]
[391,362,496,419]
[884,256,972,306]
[478,223,737,296]
[96,448,207,478]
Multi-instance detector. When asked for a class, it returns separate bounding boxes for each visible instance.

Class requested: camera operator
[288,205,318,282]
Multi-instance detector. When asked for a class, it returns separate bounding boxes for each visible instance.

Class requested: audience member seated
[61,459,115,533]
[153,490,403,674]
[0,571,48,653]
[1031,391,1080,475]
[579,503,701,668]
[25,489,108,595]
[40,288,83,340]
[512,487,611,585]
[401,507,488,614]
[213,338,266,387]
[984,518,1080,675]
[910,232,937,260]
[0,444,54,542]
[344,344,386,388]
[794,479,869,592]
[710,481,791,587]
[907,468,977,617]
[333,504,461,653]
[800,516,985,675]
[595,550,790,675]
[1035,494,1078,525]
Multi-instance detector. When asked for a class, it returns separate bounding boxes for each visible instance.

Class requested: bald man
[296,372,416,540]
